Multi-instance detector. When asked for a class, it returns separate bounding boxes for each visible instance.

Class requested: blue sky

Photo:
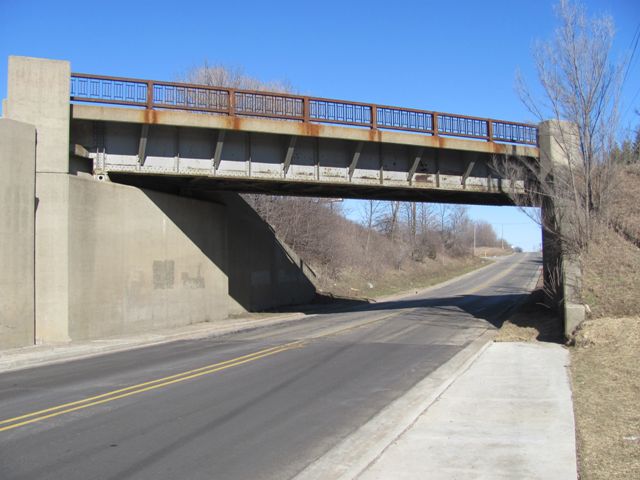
[1,0,638,250]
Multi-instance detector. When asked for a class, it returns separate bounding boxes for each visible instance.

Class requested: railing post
[228,89,236,117]
[433,113,439,137]
[303,96,310,123]
[487,119,494,142]
[146,80,154,110]
[371,105,377,130]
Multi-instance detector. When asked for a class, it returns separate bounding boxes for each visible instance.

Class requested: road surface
[0,253,541,480]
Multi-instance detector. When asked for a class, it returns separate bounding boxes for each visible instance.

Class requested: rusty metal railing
[70,73,538,146]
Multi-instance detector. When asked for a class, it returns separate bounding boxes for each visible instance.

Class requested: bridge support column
[6,56,72,343]
[538,120,586,337]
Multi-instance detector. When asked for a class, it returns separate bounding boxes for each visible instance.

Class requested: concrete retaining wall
[64,180,316,341]
[67,178,230,340]
[63,179,316,342]
[1,164,316,344]
[0,119,36,349]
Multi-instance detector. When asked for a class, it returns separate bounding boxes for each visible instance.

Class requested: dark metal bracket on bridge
[137,124,149,166]
[283,136,297,177]
[348,142,364,181]
[213,130,226,173]
[461,157,477,188]
[407,147,425,184]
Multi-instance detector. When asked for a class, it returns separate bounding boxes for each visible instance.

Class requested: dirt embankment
[572,180,640,479]
[571,317,640,480]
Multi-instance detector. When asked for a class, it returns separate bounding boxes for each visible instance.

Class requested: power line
[621,22,640,90]
[621,22,640,122]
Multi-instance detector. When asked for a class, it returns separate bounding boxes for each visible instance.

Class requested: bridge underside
[71,106,536,206]
[107,172,517,205]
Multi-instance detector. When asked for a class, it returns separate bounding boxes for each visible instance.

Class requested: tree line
[243,194,507,281]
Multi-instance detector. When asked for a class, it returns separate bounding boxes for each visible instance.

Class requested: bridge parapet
[70,73,538,146]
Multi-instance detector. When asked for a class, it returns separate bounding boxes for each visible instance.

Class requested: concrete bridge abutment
[0,118,36,348]
[5,56,72,344]
[538,120,586,337]
[1,56,315,349]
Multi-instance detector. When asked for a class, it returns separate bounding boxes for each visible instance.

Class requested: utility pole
[473,222,476,256]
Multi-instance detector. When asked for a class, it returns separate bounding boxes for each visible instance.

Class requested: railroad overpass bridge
[68,72,539,204]
[2,56,576,352]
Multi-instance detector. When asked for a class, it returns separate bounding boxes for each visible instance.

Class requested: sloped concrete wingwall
[212,191,317,314]
[0,119,36,349]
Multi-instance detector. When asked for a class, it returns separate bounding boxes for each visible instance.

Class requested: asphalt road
[0,253,541,480]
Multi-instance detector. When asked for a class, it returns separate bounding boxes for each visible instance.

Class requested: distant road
[0,253,541,480]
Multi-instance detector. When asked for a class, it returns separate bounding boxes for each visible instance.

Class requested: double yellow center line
[1,259,530,434]
[0,340,304,433]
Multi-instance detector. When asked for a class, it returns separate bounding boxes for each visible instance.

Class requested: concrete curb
[293,328,496,480]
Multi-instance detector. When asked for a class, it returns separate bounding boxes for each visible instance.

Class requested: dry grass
[570,317,640,480]
[574,167,640,479]
[321,255,487,299]
[610,165,640,243]
[473,246,513,257]
[494,276,564,343]
[582,225,640,317]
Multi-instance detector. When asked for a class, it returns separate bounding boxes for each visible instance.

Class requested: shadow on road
[266,255,554,333]
[269,291,533,330]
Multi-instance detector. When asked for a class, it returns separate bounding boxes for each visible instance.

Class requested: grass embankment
[473,246,514,258]
[318,255,489,299]
[572,225,640,479]
[571,317,640,480]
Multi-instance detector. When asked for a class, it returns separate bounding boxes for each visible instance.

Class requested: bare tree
[436,204,450,236]
[402,202,418,248]
[474,221,501,247]
[417,203,437,236]
[503,0,625,253]
[378,201,402,239]
[443,206,472,255]
[182,60,294,92]
[360,200,383,255]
